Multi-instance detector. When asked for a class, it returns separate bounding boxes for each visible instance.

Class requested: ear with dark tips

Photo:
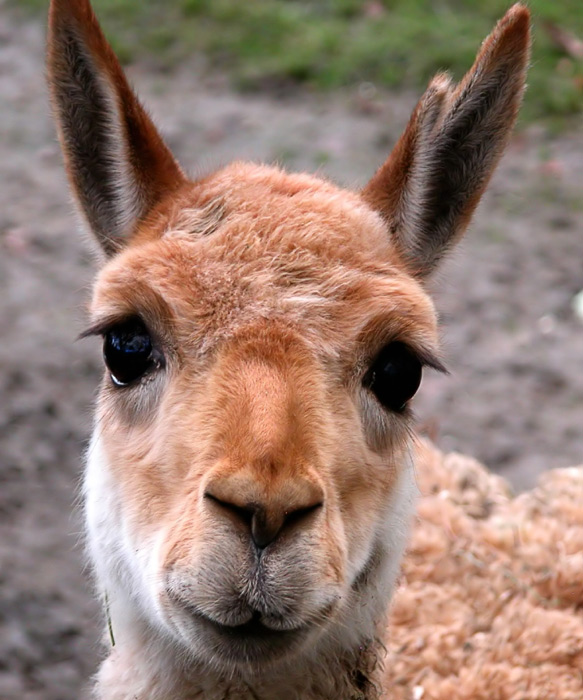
[362,4,531,277]
[47,0,186,256]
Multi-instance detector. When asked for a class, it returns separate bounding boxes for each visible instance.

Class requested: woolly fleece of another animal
[384,440,583,700]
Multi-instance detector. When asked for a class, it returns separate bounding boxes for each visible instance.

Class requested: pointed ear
[362,4,531,277]
[47,0,186,257]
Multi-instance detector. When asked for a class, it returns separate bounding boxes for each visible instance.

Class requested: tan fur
[47,2,531,698]
[387,441,583,699]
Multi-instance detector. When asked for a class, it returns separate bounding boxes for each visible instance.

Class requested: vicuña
[47,2,530,698]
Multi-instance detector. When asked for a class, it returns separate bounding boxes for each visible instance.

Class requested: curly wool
[384,440,583,700]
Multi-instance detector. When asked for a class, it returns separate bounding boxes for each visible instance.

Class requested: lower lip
[193,610,303,643]
[180,608,311,665]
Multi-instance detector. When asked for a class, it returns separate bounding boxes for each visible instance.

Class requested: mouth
[184,608,310,665]
[197,610,301,640]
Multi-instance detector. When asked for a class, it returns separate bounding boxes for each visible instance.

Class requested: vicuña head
[47,2,530,698]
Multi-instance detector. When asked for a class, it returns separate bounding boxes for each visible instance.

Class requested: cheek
[96,405,195,528]
[85,433,126,582]
[92,409,194,582]
[85,434,173,631]
[331,432,409,578]
[93,374,213,523]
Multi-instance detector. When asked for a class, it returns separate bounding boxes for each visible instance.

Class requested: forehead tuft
[91,162,439,356]
[133,162,389,254]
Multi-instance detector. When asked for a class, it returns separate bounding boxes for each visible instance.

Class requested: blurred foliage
[19,0,583,124]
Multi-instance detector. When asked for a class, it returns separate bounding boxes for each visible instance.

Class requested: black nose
[204,493,322,550]
[249,507,284,549]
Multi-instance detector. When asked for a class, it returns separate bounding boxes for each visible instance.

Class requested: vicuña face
[48,0,529,689]
[85,163,440,670]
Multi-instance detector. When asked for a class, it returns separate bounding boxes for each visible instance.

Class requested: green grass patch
[20,0,583,124]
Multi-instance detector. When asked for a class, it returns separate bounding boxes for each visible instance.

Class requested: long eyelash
[418,349,448,375]
[77,315,136,340]
[365,343,448,378]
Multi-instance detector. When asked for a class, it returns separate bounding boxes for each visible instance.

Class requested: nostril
[204,489,324,550]
[252,501,323,550]
[204,491,254,527]
[283,501,323,529]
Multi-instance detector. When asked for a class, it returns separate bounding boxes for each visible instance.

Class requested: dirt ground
[1,8,582,700]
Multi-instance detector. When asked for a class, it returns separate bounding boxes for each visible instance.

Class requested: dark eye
[103,318,156,386]
[364,342,422,412]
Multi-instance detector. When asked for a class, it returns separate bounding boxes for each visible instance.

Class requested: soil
[1,8,582,700]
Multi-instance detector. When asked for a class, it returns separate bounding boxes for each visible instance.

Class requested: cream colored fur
[88,434,416,700]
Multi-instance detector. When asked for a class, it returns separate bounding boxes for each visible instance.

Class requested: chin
[169,609,319,672]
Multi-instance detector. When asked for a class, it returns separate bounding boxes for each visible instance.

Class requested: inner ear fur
[362,4,531,277]
[47,0,186,257]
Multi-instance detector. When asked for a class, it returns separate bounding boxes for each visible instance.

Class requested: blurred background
[1,1,582,698]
